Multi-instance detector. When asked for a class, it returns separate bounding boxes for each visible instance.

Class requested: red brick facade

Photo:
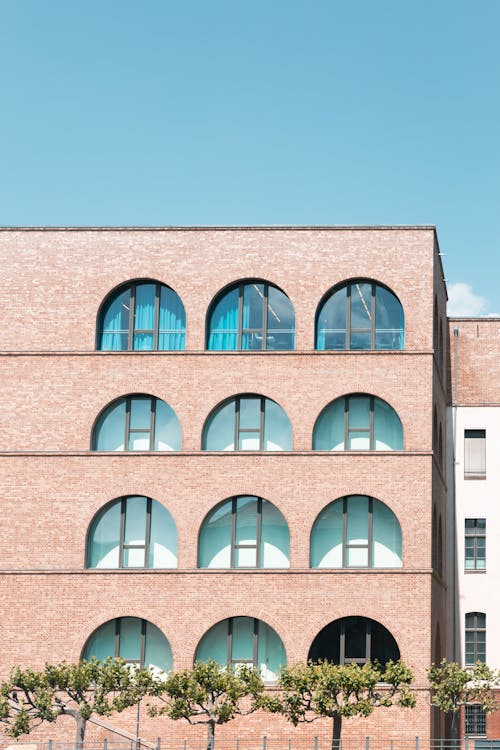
[0,227,448,744]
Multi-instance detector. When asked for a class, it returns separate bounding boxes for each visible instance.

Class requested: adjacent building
[0,226,452,743]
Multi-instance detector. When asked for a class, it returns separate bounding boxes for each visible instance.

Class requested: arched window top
[87,496,178,569]
[316,279,404,351]
[309,616,400,666]
[92,394,181,451]
[313,394,403,451]
[195,616,286,682]
[198,496,290,569]
[82,617,172,672]
[207,280,295,351]
[202,394,292,451]
[310,495,402,569]
[97,279,186,351]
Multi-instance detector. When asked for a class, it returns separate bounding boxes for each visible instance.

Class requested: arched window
[195,617,286,681]
[92,394,181,451]
[309,616,400,665]
[310,496,402,568]
[202,395,292,451]
[313,395,403,450]
[83,617,172,672]
[87,496,178,569]
[97,280,186,351]
[198,496,290,569]
[316,280,404,350]
[207,281,295,351]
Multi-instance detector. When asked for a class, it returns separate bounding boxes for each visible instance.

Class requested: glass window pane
[84,619,116,661]
[128,432,151,451]
[311,502,343,567]
[264,399,292,450]
[95,400,126,451]
[100,288,130,351]
[208,288,239,351]
[133,333,154,350]
[235,497,258,546]
[235,547,258,566]
[374,398,403,450]
[239,398,261,429]
[195,620,228,667]
[118,618,142,662]
[348,434,370,450]
[348,397,370,430]
[123,547,146,567]
[134,284,156,332]
[154,399,182,451]
[372,500,402,567]
[159,286,186,351]
[316,287,347,350]
[88,501,121,568]
[149,501,178,568]
[346,496,368,545]
[203,401,235,450]
[144,622,173,672]
[239,432,261,450]
[241,332,264,350]
[345,619,367,660]
[199,501,232,568]
[350,283,372,329]
[129,397,152,430]
[242,284,264,330]
[266,286,295,350]
[257,622,286,682]
[261,500,290,568]
[124,496,147,545]
[231,617,254,662]
[313,399,345,450]
[375,286,404,350]
[347,547,368,566]
[350,331,371,350]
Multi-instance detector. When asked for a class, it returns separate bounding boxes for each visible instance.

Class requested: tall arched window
[97,280,186,351]
[83,617,172,672]
[92,395,181,451]
[202,395,292,451]
[87,496,178,569]
[316,280,404,350]
[309,617,400,665]
[195,617,286,681]
[207,281,295,351]
[198,496,290,569]
[310,496,402,568]
[313,395,403,450]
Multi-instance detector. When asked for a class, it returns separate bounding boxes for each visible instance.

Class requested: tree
[428,659,498,737]
[265,660,415,750]
[148,660,265,750]
[0,658,150,748]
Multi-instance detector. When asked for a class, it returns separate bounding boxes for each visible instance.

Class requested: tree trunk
[206,720,215,750]
[75,715,87,750]
[332,713,342,750]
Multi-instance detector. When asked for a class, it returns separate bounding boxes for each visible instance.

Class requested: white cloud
[447,282,488,317]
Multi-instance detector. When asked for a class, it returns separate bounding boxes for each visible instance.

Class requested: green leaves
[428,659,498,715]
[0,658,151,741]
[148,660,265,728]
[270,660,416,727]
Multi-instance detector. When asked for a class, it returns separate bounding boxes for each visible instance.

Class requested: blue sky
[1,0,499,315]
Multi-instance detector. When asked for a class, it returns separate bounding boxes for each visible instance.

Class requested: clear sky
[1,0,499,315]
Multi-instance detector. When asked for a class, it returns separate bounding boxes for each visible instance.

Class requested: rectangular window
[465,519,486,571]
[465,612,486,665]
[465,704,486,736]
[464,430,486,479]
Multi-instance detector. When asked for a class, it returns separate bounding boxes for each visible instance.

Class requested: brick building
[0,226,449,743]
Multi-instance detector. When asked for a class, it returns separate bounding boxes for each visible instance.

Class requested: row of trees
[0,659,497,750]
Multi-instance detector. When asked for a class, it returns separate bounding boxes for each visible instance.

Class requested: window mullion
[344,397,349,449]
[339,621,346,664]
[342,497,347,567]
[145,497,152,568]
[370,283,376,349]
[140,619,147,668]
[129,285,136,350]
[153,283,160,350]
[235,398,241,451]
[253,619,259,668]
[256,497,263,568]
[259,397,265,450]
[119,498,126,568]
[368,497,373,567]
[150,397,156,450]
[366,620,371,662]
[237,284,243,349]
[231,498,237,567]
[346,284,352,350]
[227,618,233,667]
[262,283,268,351]
[369,396,375,450]
[124,398,131,452]
[115,618,121,658]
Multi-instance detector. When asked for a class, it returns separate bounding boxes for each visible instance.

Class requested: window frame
[83,617,147,667]
[308,616,400,667]
[465,612,486,665]
[465,519,486,572]
[465,704,487,736]
[97,280,185,351]
[315,279,404,351]
[92,394,175,452]
[207,280,295,351]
